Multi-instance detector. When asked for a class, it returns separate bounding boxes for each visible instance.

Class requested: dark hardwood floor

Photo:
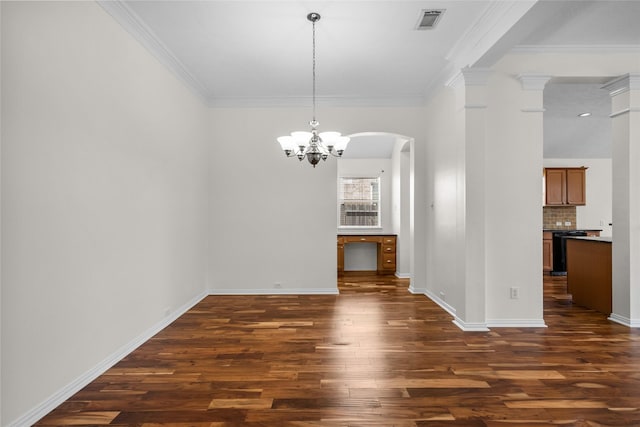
[36,274,640,426]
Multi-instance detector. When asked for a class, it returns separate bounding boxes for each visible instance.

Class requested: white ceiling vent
[415,9,444,30]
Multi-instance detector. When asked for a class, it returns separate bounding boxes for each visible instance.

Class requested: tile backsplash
[543,206,577,230]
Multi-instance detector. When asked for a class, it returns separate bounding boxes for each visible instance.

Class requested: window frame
[337,176,382,229]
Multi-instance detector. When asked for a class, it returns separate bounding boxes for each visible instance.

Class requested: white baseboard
[424,289,457,317]
[8,291,207,427]
[487,319,547,328]
[609,313,640,327]
[452,318,490,332]
[209,287,339,295]
[395,272,411,279]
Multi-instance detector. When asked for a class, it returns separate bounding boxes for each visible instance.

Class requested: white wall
[207,107,426,292]
[423,86,465,314]
[207,107,338,293]
[1,2,209,424]
[391,141,411,277]
[544,159,613,237]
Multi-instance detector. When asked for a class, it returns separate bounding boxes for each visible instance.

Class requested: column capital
[603,73,640,96]
[461,67,492,86]
[446,67,492,88]
[517,74,552,91]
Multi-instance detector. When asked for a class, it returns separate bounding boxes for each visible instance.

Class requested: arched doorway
[337,132,414,285]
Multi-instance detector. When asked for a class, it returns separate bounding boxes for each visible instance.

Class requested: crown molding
[446,0,536,69]
[98,1,430,109]
[511,44,640,54]
[206,95,427,108]
[97,0,209,104]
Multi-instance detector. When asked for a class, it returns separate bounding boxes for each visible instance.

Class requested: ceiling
[100,0,640,158]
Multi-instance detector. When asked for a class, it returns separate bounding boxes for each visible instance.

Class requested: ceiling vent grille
[416,9,444,30]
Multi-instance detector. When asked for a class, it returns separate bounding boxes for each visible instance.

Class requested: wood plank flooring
[36,274,640,426]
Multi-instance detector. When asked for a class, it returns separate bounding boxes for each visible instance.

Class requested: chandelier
[277,12,350,167]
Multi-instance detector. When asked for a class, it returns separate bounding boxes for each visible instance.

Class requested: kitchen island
[565,236,612,315]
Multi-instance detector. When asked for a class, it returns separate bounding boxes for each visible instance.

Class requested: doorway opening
[542,77,613,318]
[336,132,414,289]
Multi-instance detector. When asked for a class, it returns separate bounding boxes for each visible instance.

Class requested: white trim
[424,289,457,317]
[486,319,547,328]
[511,44,640,54]
[209,288,339,296]
[521,107,546,113]
[461,67,492,86]
[465,104,488,110]
[445,70,465,88]
[408,285,425,294]
[8,291,207,427]
[452,318,490,332]
[610,108,631,118]
[446,1,536,69]
[208,95,427,108]
[395,272,411,279]
[603,73,640,98]
[517,74,552,91]
[608,313,640,328]
[97,0,209,105]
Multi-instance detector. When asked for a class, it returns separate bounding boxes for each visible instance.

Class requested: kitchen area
[543,81,613,316]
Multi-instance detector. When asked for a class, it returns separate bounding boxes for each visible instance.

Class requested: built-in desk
[337,234,396,275]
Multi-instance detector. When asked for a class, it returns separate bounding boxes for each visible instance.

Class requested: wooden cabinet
[544,167,587,206]
[566,238,612,314]
[337,234,396,275]
[379,236,397,273]
[543,231,553,273]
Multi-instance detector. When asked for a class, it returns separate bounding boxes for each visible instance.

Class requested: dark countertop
[565,236,612,243]
[543,229,603,232]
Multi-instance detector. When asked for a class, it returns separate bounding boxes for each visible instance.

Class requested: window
[338,177,380,227]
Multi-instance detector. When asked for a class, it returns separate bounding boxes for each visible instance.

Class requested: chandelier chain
[312,18,316,124]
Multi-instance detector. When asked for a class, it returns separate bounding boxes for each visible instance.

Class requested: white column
[604,74,640,327]
[452,67,492,331]
[514,74,550,327]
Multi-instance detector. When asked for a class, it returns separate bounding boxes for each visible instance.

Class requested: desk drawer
[344,235,381,243]
[381,253,396,269]
[382,244,395,254]
[382,236,396,245]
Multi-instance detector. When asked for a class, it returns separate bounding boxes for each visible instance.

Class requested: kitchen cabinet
[543,231,553,272]
[566,237,612,314]
[544,167,586,206]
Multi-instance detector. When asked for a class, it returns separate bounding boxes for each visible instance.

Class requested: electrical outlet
[274,283,282,289]
[556,221,562,226]
[510,287,519,299]
[564,221,572,226]
[439,291,445,300]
